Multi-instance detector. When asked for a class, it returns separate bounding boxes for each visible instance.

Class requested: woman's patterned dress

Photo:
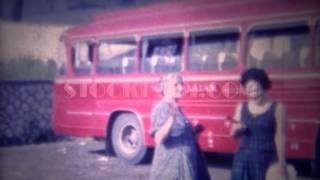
[231,102,278,180]
[149,101,210,180]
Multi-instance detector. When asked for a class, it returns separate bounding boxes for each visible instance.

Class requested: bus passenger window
[72,42,93,75]
[188,28,239,72]
[247,21,310,69]
[316,20,320,66]
[97,38,136,74]
[141,34,183,73]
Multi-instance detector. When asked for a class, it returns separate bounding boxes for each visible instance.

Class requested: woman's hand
[230,122,246,138]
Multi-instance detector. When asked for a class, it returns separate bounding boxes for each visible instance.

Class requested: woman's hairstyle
[159,73,183,95]
[240,68,271,90]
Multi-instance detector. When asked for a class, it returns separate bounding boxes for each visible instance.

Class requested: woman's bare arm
[230,103,246,137]
[275,102,287,173]
[233,103,242,122]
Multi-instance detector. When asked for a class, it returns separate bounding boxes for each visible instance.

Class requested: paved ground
[0,138,317,180]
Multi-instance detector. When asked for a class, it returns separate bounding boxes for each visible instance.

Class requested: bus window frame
[245,18,312,72]
[70,40,96,77]
[140,32,184,74]
[187,26,241,73]
[96,36,138,75]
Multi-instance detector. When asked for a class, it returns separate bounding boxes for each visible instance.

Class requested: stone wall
[0,81,59,146]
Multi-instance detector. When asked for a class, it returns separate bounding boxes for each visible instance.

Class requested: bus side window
[72,42,93,75]
[188,28,239,72]
[141,34,183,73]
[316,19,320,66]
[247,21,310,69]
[97,38,136,75]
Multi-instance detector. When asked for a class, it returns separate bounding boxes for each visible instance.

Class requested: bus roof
[63,0,320,40]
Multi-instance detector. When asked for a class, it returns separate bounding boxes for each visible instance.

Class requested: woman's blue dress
[149,101,210,180]
[231,102,278,180]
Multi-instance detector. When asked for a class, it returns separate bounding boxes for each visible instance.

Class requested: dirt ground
[0,137,317,180]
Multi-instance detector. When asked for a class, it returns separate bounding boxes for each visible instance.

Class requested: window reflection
[188,28,239,71]
[97,38,136,74]
[247,21,309,69]
[72,42,93,75]
[141,34,183,73]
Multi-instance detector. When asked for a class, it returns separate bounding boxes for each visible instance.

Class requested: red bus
[53,0,320,168]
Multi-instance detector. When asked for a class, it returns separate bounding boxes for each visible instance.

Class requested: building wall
[0,21,68,80]
[0,0,187,80]
[19,0,178,24]
[0,21,69,62]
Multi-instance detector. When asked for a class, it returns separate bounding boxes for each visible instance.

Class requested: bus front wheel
[111,113,147,164]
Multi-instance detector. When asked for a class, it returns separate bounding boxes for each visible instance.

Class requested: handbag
[266,162,297,180]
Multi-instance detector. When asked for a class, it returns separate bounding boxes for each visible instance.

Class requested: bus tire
[111,113,147,164]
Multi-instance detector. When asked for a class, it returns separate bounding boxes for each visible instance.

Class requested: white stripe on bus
[65,110,319,125]
[67,111,93,116]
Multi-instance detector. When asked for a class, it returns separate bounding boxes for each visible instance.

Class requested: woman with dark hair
[149,73,210,180]
[230,68,288,180]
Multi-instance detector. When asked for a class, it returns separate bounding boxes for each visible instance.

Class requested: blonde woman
[149,73,210,180]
